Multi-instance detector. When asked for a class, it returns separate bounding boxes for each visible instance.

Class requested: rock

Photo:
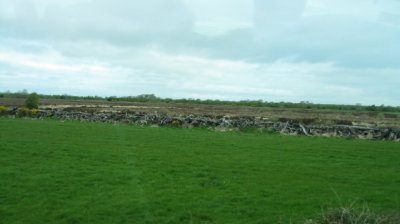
[11,109,400,141]
[299,124,310,136]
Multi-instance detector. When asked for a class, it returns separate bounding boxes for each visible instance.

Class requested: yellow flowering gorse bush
[0,105,8,115]
[17,107,29,117]
[29,109,39,117]
[171,120,181,127]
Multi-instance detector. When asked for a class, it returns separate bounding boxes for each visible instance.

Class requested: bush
[25,93,39,109]
[29,109,38,117]
[0,105,8,115]
[17,107,29,117]
[171,120,181,127]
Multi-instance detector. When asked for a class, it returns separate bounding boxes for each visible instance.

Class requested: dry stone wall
[6,108,400,141]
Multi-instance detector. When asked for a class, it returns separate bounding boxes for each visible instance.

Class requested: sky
[0,0,399,106]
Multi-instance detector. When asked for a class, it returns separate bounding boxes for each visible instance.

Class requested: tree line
[1,90,399,113]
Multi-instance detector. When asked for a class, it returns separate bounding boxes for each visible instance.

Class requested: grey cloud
[254,0,307,26]
[189,15,400,68]
[1,0,195,44]
[1,0,400,105]
[2,0,399,69]
[379,12,400,26]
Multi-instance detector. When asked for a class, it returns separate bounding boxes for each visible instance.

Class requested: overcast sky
[1,0,399,105]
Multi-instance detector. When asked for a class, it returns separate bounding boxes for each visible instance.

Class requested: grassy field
[0,118,399,223]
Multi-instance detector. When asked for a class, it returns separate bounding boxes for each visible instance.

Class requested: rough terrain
[1,98,399,128]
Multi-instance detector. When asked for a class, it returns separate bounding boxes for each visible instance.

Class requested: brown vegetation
[1,98,399,128]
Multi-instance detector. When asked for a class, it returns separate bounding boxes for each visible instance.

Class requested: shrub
[25,93,39,109]
[0,105,8,115]
[17,107,29,117]
[171,120,181,127]
[29,109,39,117]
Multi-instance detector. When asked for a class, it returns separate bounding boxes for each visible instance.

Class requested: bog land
[0,117,399,223]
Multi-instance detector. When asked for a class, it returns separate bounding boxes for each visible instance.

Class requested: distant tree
[25,93,39,109]
[367,104,377,111]
[107,96,117,102]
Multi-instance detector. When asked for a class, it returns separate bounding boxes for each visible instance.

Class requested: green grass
[0,118,399,224]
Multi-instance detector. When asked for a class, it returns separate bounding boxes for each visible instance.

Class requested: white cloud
[304,0,380,19]
[3,41,398,105]
[0,0,399,105]
[0,50,108,72]
[184,0,253,36]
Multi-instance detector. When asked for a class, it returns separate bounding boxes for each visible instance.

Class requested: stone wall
[5,108,400,141]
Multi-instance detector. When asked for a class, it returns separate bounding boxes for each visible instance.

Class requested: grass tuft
[308,203,400,224]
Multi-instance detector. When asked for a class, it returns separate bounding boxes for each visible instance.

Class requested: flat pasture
[0,118,399,223]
